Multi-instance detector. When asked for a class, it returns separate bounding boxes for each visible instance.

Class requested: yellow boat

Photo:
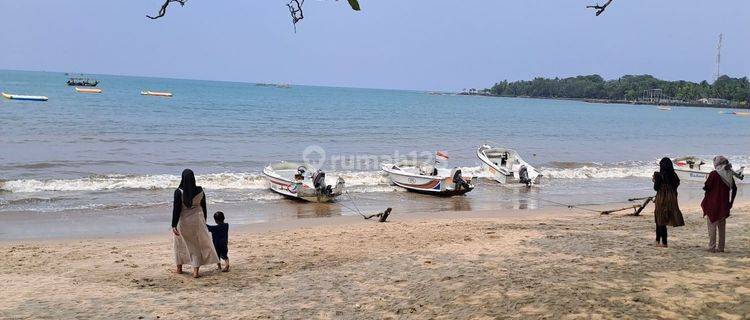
[140,91,173,97]
[75,87,102,94]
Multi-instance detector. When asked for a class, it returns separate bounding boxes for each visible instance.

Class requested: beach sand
[1,204,749,319]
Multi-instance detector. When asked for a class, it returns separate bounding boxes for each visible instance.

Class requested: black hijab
[178,169,199,208]
[658,157,680,188]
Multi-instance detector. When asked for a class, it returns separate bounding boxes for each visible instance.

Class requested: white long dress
[173,189,219,267]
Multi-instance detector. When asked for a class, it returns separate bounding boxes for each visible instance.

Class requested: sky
[0,0,748,91]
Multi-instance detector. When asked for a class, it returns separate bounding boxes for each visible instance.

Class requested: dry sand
[1,204,749,319]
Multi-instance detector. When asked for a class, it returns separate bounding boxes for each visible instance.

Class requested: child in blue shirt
[207,211,229,272]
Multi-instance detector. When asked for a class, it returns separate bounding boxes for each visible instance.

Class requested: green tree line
[488,74,749,103]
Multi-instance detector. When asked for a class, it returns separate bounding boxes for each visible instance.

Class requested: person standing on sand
[700,156,738,253]
[172,169,219,278]
[652,157,685,247]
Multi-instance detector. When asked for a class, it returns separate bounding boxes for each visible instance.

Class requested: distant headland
[461,74,749,109]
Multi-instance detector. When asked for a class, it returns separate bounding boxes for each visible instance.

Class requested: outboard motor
[312,169,329,195]
[518,165,532,187]
[451,168,471,190]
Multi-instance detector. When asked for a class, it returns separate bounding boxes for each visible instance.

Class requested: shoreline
[459,93,750,110]
[2,203,748,318]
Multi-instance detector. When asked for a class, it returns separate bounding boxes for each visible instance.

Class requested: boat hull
[141,91,173,97]
[675,169,710,182]
[262,165,343,203]
[672,157,745,183]
[2,92,48,101]
[382,164,475,196]
[476,145,541,185]
[75,87,102,94]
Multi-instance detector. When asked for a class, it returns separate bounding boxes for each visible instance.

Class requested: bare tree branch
[147,0,187,19]
[286,0,304,33]
[586,0,614,16]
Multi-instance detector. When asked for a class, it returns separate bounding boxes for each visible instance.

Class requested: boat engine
[451,168,471,190]
[312,169,333,196]
[518,165,532,187]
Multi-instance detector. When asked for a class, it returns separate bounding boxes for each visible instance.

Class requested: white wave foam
[1,170,393,193]
[541,163,656,179]
[7,157,741,193]
[1,173,268,193]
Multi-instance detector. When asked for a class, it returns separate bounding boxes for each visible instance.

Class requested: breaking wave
[540,161,657,179]
[0,171,392,193]
[2,156,746,194]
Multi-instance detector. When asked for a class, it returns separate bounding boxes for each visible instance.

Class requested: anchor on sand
[600,196,654,216]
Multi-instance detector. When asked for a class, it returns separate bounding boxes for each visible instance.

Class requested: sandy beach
[2,202,749,319]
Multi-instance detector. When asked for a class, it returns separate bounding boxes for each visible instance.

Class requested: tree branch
[147,0,187,20]
[586,0,614,16]
[286,0,304,33]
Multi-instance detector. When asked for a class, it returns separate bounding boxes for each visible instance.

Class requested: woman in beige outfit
[171,169,219,278]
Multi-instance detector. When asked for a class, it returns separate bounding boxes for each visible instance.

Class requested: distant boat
[75,87,102,94]
[256,83,291,89]
[657,106,671,111]
[140,91,173,97]
[67,77,98,87]
[1,92,48,101]
[719,111,736,115]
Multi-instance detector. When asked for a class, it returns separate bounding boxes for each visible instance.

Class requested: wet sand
[1,203,749,319]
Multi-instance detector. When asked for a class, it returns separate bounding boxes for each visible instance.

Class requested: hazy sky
[1,1,748,90]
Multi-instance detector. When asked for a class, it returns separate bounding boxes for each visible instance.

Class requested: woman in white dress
[171,169,219,278]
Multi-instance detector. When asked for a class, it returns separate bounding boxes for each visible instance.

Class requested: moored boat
[140,91,173,97]
[262,162,345,202]
[75,87,102,94]
[1,92,48,101]
[67,77,98,87]
[382,160,475,196]
[672,156,745,183]
[477,144,541,186]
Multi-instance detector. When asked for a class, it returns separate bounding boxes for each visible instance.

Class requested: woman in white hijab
[700,156,738,252]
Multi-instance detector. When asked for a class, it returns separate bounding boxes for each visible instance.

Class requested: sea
[1,70,748,238]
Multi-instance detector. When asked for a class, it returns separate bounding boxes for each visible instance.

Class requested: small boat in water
[657,106,671,111]
[672,156,745,183]
[477,144,541,186]
[140,91,173,97]
[75,87,102,94]
[262,162,345,202]
[382,160,475,196]
[67,77,98,87]
[1,92,48,101]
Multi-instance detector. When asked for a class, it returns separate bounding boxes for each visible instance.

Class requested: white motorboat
[382,160,475,196]
[140,91,173,97]
[262,162,344,202]
[672,157,745,183]
[477,144,541,186]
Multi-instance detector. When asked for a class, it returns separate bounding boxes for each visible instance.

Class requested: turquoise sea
[1,70,748,238]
